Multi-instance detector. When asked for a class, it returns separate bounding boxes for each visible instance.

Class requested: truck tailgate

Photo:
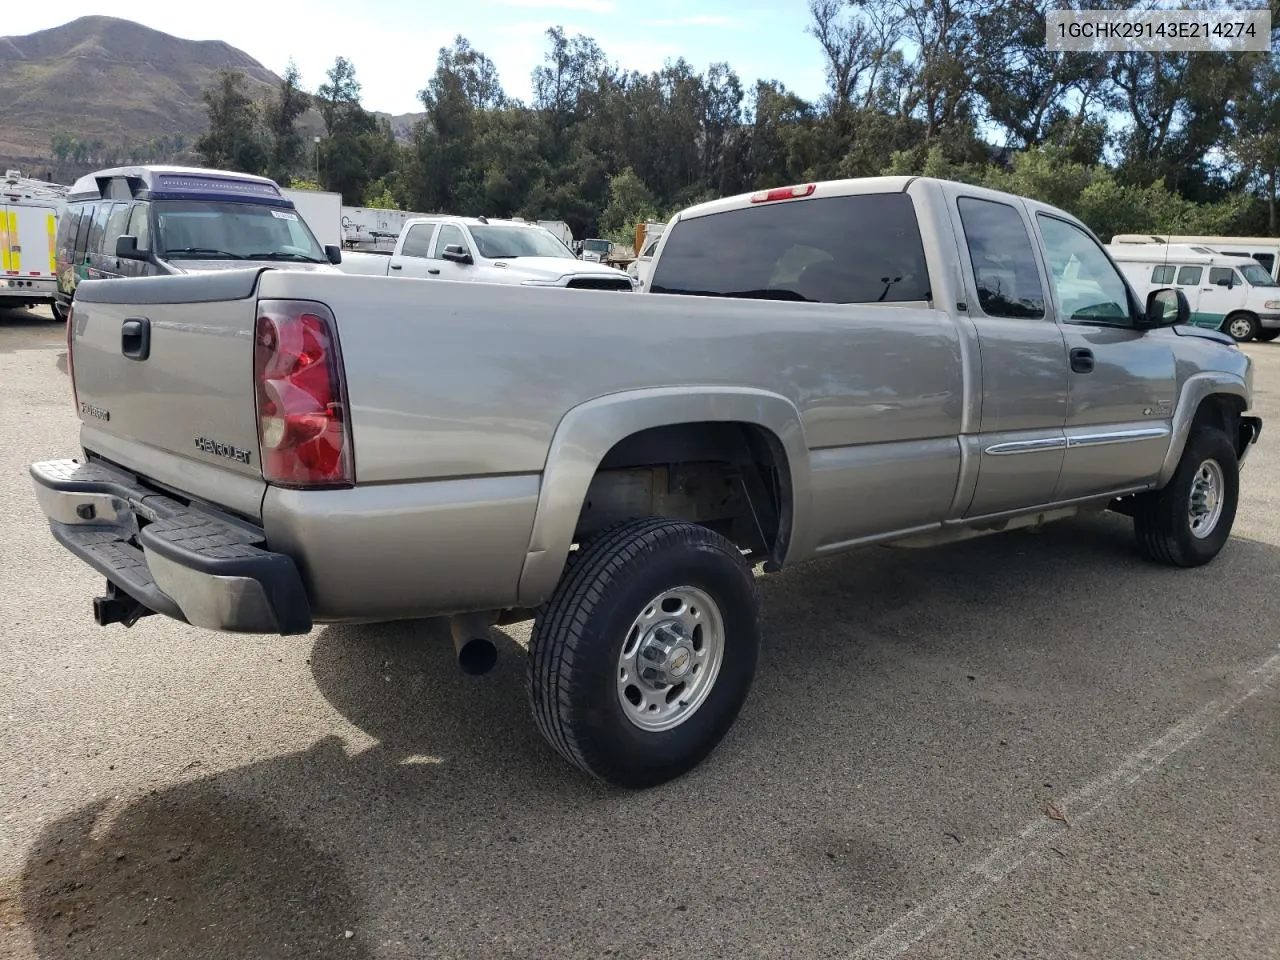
[69,270,268,519]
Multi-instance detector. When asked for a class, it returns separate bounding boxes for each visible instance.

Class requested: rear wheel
[528,517,761,788]
[1223,312,1259,342]
[1133,425,1239,567]
[1255,328,1280,343]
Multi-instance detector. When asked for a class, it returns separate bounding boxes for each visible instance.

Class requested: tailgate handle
[121,317,151,361]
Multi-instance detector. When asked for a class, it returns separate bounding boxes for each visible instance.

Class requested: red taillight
[65,304,78,411]
[253,300,353,488]
[750,183,816,203]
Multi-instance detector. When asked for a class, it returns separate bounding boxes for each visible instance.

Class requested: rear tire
[1133,425,1239,567]
[528,517,761,789]
[1255,328,1280,343]
[1223,312,1259,342]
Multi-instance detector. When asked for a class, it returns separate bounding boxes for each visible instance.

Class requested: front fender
[1157,371,1251,487]
[516,386,812,606]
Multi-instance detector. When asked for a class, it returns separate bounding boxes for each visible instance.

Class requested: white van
[1107,242,1280,342]
[1111,234,1280,282]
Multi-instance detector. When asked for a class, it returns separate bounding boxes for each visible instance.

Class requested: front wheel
[1255,328,1280,343]
[1133,425,1239,567]
[528,517,761,788]
[1223,312,1259,342]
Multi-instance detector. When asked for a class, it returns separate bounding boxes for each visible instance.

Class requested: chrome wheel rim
[1188,458,1225,539]
[617,585,725,732]
[1228,316,1253,340]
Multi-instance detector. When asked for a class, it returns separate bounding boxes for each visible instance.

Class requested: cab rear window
[648,192,931,304]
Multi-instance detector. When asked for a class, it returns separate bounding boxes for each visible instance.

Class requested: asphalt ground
[1,303,1277,959]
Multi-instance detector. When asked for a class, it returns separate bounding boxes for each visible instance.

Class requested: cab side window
[1151,265,1175,283]
[1176,266,1202,285]
[1208,267,1237,287]
[957,197,1046,319]
[400,223,436,259]
[432,224,468,258]
[1036,213,1135,324]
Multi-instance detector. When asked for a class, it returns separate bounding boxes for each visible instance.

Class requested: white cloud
[641,15,735,27]
[493,0,616,12]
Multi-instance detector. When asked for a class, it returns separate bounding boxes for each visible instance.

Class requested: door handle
[1069,347,1094,374]
[389,263,402,270]
[427,268,440,275]
[121,317,150,361]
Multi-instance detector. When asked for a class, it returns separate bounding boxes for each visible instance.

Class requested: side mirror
[115,235,147,261]
[441,244,473,265]
[1144,287,1189,327]
[324,244,343,265]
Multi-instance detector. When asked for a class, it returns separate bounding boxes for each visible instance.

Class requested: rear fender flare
[516,386,811,606]
[1157,372,1249,487]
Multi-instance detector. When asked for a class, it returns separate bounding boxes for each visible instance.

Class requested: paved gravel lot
[1,303,1278,960]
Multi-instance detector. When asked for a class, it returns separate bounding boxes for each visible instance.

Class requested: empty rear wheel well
[573,422,793,568]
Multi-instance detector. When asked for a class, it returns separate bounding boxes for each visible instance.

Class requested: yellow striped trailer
[1,197,61,310]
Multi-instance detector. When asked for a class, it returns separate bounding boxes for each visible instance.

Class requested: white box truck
[280,188,343,248]
[1,170,66,311]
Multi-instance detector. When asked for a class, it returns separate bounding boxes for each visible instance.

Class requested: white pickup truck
[30,175,1261,788]
[336,214,636,291]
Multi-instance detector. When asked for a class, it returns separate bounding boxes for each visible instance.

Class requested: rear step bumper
[29,458,312,635]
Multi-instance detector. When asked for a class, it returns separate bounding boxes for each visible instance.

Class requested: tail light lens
[253,300,354,488]
[66,303,78,412]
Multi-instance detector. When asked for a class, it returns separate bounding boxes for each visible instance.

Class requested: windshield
[1239,261,1277,286]
[469,224,575,260]
[153,200,327,262]
[583,239,611,253]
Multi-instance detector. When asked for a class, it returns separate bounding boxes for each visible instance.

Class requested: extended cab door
[388,221,438,277]
[945,189,1069,517]
[1031,211,1177,501]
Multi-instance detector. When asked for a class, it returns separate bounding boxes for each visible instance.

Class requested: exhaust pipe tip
[456,635,498,676]
[450,613,499,675]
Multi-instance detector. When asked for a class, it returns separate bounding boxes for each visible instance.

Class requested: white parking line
[851,647,1280,960]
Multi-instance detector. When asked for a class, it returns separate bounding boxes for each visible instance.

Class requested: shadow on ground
[16,514,1280,958]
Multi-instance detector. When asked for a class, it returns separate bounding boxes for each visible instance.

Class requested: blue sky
[26,1,830,114]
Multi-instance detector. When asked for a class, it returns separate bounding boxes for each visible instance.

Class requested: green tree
[314,57,391,204]
[1231,54,1280,235]
[193,69,268,175]
[598,167,661,243]
[264,60,310,185]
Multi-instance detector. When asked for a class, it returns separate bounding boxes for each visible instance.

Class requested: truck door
[1171,263,1211,327]
[427,224,477,282]
[387,221,438,278]
[1032,212,1177,501]
[1197,265,1242,333]
[946,191,1069,517]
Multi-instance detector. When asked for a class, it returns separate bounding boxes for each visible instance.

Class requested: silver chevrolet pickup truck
[30,176,1262,788]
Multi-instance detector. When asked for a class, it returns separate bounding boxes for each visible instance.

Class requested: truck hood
[163,259,340,275]
[492,257,629,282]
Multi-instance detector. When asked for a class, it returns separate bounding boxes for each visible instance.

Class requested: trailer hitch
[93,581,157,628]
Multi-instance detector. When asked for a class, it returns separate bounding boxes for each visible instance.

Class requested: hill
[0,16,363,176]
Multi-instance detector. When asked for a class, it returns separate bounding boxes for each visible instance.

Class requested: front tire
[1223,312,1259,342]
[528,517,761,788]
[1133,425,1239,567]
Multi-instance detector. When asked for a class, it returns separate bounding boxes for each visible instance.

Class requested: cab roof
[67,165,287,206]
